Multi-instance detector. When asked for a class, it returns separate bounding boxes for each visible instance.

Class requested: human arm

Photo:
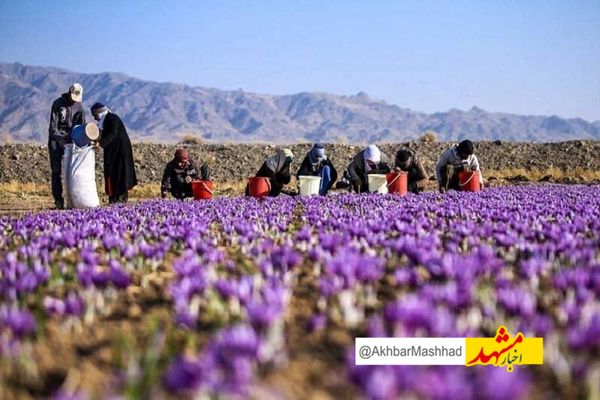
[296,156,312,179]
[414,157,428,190]
[99,114,118,148]
[347,160,363,192]
[48,102,66,144]
[160,163,173,198]
[326,159,338,189]
[470,155,484,184]
[435,149,452,192]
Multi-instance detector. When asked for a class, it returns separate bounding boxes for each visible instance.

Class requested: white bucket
[298,175,322,195]
[368,174,388,194]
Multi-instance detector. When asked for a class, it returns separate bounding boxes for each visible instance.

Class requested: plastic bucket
[248,177,271,198]
[298,175,321,196]
[386,172,408,196]
[192,180,214,200]
[458,171,480,192]
[368,174,388,194]
[71,123,100,147]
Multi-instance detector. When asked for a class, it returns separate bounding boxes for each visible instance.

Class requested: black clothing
[394,149,428,194]
[246,162,292,197]
[48,93,86,206]
[296,155,338,195]
[347,150,391,193]
[161,160,211,199]
[99,113,137,201]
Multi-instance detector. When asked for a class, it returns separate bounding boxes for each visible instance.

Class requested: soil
[1,140,599,185]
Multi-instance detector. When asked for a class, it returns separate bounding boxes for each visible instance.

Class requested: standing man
[394,149,428,193]
[435,139,484,193]
[91,103,138,203]
[48,83,86,209]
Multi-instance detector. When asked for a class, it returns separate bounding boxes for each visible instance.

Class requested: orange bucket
[458,171,480,192]
[386,172,408,196]
[248,177,271,198]
[192,180,214,200]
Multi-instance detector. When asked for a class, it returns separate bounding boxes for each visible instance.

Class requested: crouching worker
[161,149,211,199]
[394,149,428,193]
[246,148,294,197]
[435,139,483,193]
[347,145,391,193]
[296,143,338,195]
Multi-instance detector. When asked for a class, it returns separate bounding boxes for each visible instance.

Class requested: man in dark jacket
[161,148,211,199]
[394,149,428,193]
[347,145,391,193]
[91,103,138,204]
[48,83,86,209]
[246,148,294,197]
[296,143,338,195]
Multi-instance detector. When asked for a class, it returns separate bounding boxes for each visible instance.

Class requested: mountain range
[1,62,598,143]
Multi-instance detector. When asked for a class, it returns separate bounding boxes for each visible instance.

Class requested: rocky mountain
[1,62,598,143]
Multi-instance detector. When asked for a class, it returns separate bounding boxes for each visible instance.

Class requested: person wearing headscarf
[90,103,137,203]
[161,148,211,199]
[347,145,391,193]
[296,143,338,195]
[394,148,428,194]
[435,139,483,193]
[48,83,86,209]
[246,148,294,197]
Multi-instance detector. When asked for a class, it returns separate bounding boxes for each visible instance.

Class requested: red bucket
[192,180,214,200]
[386,172,408,196]
[248,177,271,198]
[458,171,480,192]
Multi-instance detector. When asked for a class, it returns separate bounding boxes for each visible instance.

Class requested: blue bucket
[71,123,100,147]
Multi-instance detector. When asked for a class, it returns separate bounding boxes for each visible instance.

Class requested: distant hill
[1,62,598,143]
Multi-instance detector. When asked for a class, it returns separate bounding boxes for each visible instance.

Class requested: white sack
[62,144,100,209]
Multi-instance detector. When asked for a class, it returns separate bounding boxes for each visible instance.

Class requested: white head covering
[364,145,381,172]
[97,110,110,130]
[265,148,294,173]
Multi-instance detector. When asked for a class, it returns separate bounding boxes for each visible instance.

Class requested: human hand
[185,176,192,184]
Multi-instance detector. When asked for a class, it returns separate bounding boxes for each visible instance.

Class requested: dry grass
[179,133,205,145]
[1,134,12,145]
[486,167,600,182]
[419,130,438,143]
[2,168,598,213]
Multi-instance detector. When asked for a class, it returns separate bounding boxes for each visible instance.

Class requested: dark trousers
[171,186,193,200]
[106,176,129,204]
[48,141,64,207]
[108,193,129,204]
[441,165,463,191]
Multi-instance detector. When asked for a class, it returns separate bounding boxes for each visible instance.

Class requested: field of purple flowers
[1,184,599,399]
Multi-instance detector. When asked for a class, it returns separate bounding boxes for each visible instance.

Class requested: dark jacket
[347,150,391,193]
[99,112,138,197]
[48,93,86,148]
[252,162,292,197]
[161,159,210,196]
[394,149,428,193]
[296,154,338,194]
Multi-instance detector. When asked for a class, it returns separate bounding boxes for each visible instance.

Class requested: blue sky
[1,0,598,121]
